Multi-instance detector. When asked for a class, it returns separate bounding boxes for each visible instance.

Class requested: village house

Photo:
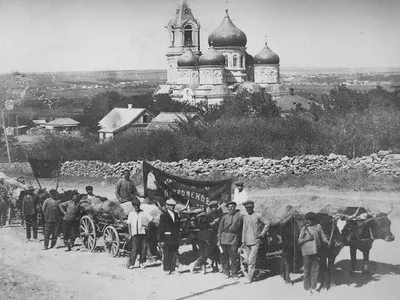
[98,104,154,141]
[45,118,80,134]
[146,112,202,131]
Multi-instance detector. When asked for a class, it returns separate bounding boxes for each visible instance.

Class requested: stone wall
[2,150,400,179]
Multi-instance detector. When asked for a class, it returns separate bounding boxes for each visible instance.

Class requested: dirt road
[1,179,399,300]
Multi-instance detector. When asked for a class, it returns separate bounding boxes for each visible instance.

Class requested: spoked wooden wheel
[80,215,97,252]
[103,225,120,257]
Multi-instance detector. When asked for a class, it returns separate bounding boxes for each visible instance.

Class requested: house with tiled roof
[98,104,154,141]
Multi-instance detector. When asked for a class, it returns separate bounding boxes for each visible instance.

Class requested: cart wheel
[80,215,96,252]
[103,225,120,257]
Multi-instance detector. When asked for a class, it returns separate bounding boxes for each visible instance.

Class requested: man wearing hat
[42,189,62,250]
[190,200,223,274]
[233,181,248,205]
[241,200,271,284]
[158,198,180,275]
[21,186,39,242]
[298,212,329,294]
[217,201,244,279]
[126,198,149,269]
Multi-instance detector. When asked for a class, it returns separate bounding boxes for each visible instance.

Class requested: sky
[0,0,399,73]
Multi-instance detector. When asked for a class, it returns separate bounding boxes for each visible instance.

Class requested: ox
[337,206,395,275]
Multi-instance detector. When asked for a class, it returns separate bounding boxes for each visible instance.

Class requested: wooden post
[1,110,11,164]
[35,176,42,189]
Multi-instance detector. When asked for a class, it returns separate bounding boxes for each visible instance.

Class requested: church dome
[235,81,262,94]
[199,46,225,66]
[254,42,280,64]
[245,52,254,66]
[177,49,200,67]
[208,10,247,47]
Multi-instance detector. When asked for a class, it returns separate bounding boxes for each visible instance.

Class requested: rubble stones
[1,151,400,179]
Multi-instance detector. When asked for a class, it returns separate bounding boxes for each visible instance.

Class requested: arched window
[184,25,193,46]
[223,54,228,67]
[233,55,237,68]
[238,55,242,68]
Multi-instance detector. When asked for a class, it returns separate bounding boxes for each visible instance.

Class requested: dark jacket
[22,194,37,216]
[158,210,180,245]
[198,211,222,243]
[42,198,61,223]
[217,211,244,245]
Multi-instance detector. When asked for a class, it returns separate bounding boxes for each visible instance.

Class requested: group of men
[10,170,327,292]
[121,179,270,285]
[20,185,96,251]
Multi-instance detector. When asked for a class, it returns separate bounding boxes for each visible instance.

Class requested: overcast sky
[0,0,399,73]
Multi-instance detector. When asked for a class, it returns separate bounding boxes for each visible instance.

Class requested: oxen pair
[279,206,395,290]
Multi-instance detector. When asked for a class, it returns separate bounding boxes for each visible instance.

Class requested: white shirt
[233,188,248,204]
[167,209,175,222]
[127,211,148,236]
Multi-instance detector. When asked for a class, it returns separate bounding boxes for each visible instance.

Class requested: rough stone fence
[1,150,400,179]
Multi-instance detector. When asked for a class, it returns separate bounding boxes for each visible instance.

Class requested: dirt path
[1,179,400,300]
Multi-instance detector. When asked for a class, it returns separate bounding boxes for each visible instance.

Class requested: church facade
[154,0,285,105]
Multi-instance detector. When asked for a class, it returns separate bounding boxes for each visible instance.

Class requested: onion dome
[199,45,225,66]
[177,49,200,67]
[254,41,280,64]
[208,10,247,47]
[235,81,262,94]
[245,52,254,66]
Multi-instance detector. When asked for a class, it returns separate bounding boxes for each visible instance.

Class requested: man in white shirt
[233,181,248,205]
[126,198,148,269]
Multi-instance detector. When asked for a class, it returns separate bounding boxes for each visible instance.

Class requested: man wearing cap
[21,187,39,242]
[59,194,82,251]
[298,212,329,295]
[241,200,271,284]
[190,200,222,273]
[217,201,244,279]
[126,198,148,269]
[42,189,62,250]
[158,198,180,275]
[115,170,142,204]
[233,181,248,205]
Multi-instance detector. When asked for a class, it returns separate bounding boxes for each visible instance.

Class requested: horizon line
[1,66,400,76]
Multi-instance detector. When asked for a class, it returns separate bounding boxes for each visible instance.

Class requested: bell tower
[165,0,201,84]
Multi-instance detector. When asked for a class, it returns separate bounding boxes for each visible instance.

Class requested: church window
[223,54,228,67]
[171,26,175,46]
[238,55,242,68]
[184,25,193,46]
[233,55,237,68]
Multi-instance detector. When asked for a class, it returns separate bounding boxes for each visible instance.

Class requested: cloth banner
[28,158,62,178]
[143,161,232,207]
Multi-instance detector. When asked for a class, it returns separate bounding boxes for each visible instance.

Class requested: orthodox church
[154,0,287,105]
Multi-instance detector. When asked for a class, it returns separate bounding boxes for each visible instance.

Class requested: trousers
[44,222,58,249]
[221,243,239,277]
[63,220,78,247]
[242,241,260,281]
[162,244,179,272]
[128,234,147,267]
[303,254,320,290]
[25,214,38,240]
[0,203,8,226]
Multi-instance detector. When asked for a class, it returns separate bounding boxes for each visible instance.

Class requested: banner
[143,161,232,207]
[28,158,62,178]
